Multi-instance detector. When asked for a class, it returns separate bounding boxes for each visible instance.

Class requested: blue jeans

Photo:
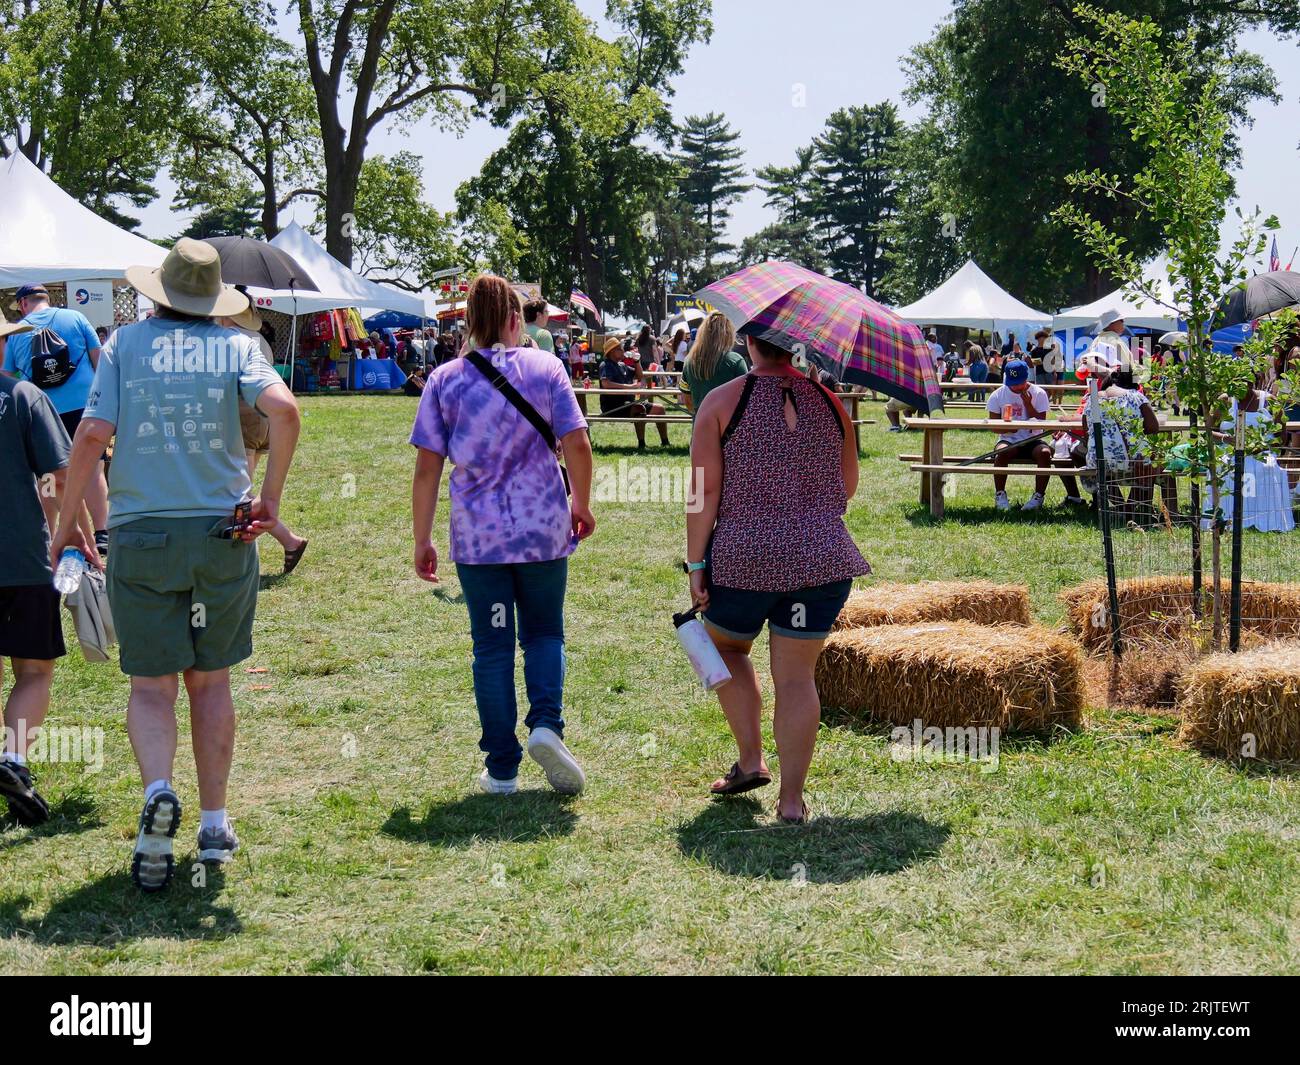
[967,360,988,400]
[456,558,568,781]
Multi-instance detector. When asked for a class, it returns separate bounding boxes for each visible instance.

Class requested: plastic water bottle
[673,608,732,691]
[53,548,88,595]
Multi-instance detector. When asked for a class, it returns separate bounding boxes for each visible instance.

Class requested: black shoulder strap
[810,378,846,439]
[465,351,557,451]
[720,374,757,447]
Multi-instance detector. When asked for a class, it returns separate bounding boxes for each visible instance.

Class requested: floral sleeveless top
[709,373,871,592]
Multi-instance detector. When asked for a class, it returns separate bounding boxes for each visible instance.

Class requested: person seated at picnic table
[1074,353,1161,516]
[681,311,747,416]
[987,358,1058,512]
[885,395,917,433]
[598,337,670,450]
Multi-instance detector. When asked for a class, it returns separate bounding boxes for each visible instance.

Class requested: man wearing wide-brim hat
[50,237,302,893]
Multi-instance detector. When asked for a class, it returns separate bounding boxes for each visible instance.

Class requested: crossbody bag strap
[465,350,558,451]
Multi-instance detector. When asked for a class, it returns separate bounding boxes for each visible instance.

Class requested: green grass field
[2,394,1297,975]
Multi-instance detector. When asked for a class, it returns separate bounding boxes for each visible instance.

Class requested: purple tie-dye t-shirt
[410,348,587,564]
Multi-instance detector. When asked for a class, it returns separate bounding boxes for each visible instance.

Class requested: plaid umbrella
[695,261,943,412]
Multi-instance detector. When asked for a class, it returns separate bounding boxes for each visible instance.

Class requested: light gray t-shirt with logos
[84,315,282,529]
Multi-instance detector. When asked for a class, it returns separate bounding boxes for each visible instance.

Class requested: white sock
[2,752,25,767]
[200,809,228,832]
[144,778,171,801]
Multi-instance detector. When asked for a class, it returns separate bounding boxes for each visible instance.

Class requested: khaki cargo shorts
[107,516,259,676]
[239,402,271,454]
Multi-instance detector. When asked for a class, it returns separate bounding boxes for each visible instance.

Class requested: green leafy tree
[457,0,712,321]
[737,218,828,274]
[755,145,816,225]
[1054,5,1280,646]
[174,193,264,241]
[340,151,459,291]
[0,0,199,228]
[810,103,902,298]
[903,0,1281,309]
[171,0,322,239]
[674,111,750,273]
[294,0,605,266]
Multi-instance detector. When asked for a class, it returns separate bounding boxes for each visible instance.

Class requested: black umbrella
[1218,270,1300,328]
[202,236,319,292]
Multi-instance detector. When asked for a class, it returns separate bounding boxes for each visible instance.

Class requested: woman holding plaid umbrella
[685,333,870,824]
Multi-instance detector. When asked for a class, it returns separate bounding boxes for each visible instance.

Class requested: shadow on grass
[0,791,102,850]
[382,792,578,848]
[431,587,465,606]
[905,500,1097,528]
[0,868,240,945]
[676,797,949,883]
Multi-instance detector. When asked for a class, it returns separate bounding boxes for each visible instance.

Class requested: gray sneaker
[132,789,181,893]
[197,822,239,865]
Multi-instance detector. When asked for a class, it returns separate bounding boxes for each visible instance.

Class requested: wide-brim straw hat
[127,238,248,318]
[603,337,623,357]
[0,321,33,340]
[229,305,263,332]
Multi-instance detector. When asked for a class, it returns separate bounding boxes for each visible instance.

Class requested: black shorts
[58,408,107,460]
[996,438,1049,463]
[704,579,854,642]
[600,394,644,416]
[0,585,66,660]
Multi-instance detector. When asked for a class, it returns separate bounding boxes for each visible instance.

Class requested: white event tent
[1052,267,1183,332]
[0,151,167,288]
[244,222,426,318]
[894,260,1052,339]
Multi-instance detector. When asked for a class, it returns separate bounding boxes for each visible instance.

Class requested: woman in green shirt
[681,312,749,415]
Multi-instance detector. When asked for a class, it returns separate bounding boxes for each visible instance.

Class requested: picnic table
[904,415,1202,519]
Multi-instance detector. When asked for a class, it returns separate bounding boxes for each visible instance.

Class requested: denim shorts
[703,579,853,641]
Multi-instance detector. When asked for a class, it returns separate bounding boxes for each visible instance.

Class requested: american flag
[570,289,601,322]
[1270,237,1281,273]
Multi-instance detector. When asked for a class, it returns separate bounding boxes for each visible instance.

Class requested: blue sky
[136,0,1300,268]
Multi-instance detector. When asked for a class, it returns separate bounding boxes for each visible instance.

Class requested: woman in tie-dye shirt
[411,276,596,797]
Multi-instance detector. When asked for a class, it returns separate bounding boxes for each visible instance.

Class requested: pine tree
[675,113,752,273]
[811,103,902,298]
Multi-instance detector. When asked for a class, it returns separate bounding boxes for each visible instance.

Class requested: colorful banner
[668,293,714,315]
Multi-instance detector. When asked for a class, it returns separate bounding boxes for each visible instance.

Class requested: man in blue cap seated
[986,357,1052,512]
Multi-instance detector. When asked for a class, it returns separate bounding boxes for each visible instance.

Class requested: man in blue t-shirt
[3,283,110,551]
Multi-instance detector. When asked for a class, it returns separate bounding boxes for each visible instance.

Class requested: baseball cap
[9,283,49,310]
[1004,358,1030,386]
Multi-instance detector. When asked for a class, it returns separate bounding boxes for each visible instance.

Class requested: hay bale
[1178,643,1300,761]
[815,622,1084,732]
[1060,576,1300,653]
[834,581,1031,631]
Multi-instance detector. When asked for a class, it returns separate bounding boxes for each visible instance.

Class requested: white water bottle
[674,609,732,691]
[53,547,88,595]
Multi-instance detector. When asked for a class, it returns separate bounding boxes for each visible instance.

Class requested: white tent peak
[244,221,425,317]
[894,260,1052,330]
[1053,259,1184,332]
[0,150,167,287]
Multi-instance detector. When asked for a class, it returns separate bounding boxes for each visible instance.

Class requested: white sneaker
[527,727,586,795]
[995,491,1011,511]
[478,769,518,795]
[1022,492,1045,511]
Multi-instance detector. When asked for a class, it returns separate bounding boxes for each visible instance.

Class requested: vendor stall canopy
[893,260,1051,340]
[0,151,167,287]
[245,222,425,318]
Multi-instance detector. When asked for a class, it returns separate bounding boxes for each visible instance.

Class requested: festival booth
[244,222,425,392]
[894,260,1053,346]
[0,151,167,328]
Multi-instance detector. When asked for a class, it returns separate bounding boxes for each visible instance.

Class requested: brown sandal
[710,762,773,797]
[283,539,309,574]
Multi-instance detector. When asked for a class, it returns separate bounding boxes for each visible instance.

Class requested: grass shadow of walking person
[676,797,950,884]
